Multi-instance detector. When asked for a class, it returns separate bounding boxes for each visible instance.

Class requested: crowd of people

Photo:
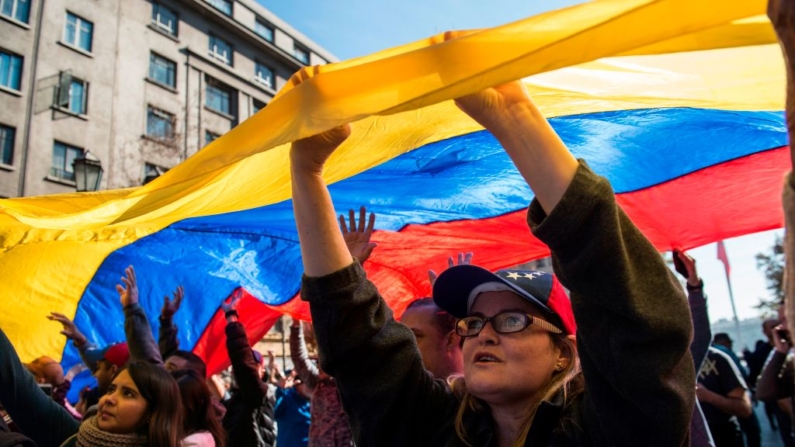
[3,1,795,446]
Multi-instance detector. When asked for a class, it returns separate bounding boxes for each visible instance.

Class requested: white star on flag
[523,272,541,280]
[506,272,521,280]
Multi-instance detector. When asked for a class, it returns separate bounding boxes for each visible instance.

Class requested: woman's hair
[449,332,583,447]
[172,369,226,447]
[125,361,184,447]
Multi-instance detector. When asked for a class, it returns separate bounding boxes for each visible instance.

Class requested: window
[255,20,273,42]
[208,34,232,65]
[205,77,232,115]
[293,45,309,64]
[252,99,265,114]
[148,53,176,88]
[254,63,273,89]
[151,3,178,36]
[0,51,22,91]
[143,163,167,184]
[1,0,30,23]
[57,77,88,115]
[207,0,231,15]
[0,124,14,165]
[51,141,83,181]
[146,106,175,140]
[63,12,93,53]
[205,130,219,146]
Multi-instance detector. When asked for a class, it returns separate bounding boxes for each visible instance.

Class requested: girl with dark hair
[0,329,184,447]
[173,369,226,447]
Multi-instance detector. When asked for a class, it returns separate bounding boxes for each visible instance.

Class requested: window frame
[145,105,176,141]
[51,141,84,181]
[0,123,15,166]
[208,34,232,66]
[0,0,31,24]
[207,0,232,16]
[254,19,274,42]
[204,77,232,116]
[0,50,22,91]
[293,44,309,64]
[151,2,178,36]
[63,11,94,53]
[58,77,88,115]
[148,52,177,89]
[254,62,273,89]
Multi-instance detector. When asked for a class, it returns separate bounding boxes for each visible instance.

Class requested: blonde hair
[448,333,582,447]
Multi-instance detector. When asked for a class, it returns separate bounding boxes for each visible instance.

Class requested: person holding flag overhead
[288,33,694,446]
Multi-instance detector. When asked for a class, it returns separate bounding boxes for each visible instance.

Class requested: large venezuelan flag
[0,0,787,393]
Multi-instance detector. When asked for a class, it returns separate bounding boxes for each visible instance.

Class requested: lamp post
[72,151,103,192]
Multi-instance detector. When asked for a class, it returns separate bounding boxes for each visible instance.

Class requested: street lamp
[72,151,103,192]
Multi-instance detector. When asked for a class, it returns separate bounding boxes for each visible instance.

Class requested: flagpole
[717,241,743,349]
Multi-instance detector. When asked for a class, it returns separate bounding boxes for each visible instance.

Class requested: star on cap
[506,272,522,280]
[523,272,542,280]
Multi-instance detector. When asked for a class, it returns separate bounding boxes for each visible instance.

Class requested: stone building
[0,0,335,197]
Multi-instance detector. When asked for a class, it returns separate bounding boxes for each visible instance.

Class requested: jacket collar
[467,390,565,446]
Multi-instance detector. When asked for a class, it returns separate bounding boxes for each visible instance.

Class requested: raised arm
[0,327,79,446]
[768,0,795,341]
[290,73,455,445]
[158,286,183,359]
[289,320,320,390]
[118,265,164,366]
[674,250,712,370]
[47,311,99,371]
[455,80,694,445]
[223,290,268,406]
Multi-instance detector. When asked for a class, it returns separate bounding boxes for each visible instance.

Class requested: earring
[555,361,564,371]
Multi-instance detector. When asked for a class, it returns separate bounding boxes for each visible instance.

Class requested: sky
[256,0,786,324]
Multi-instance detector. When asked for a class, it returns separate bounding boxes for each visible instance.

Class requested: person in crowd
[673,250,715,447]
[711,333,762,447]
[744,319,781,433]
[697,345,753,447]
[288,54,694,446]
[0,324,183,446]
[274,371,312,447]
[290,319,353,447]
[117,265,227,446]
[221,290,276,447]
[173,369,227,447]
[48,311,131,415]
[398,253,468,380]
[755,304,795,446]
[712,334,748,379]
[399,297,463,380]
[156,286,209,379]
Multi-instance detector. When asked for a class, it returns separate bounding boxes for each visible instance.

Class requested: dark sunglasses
[456,311,562,337]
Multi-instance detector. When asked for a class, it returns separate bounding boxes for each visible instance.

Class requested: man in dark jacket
[222,289,276,447]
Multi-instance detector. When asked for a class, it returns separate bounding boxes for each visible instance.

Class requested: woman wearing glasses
[290,78,695,446]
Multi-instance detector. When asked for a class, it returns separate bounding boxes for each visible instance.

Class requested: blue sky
[256,0,786,331]
[257,0,584,60]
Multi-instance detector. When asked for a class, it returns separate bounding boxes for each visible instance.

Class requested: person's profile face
[164,356,188,373]
[97,369,149,434]
[462,291,562,406]
[93,361,116,392]
[401,305,450,378]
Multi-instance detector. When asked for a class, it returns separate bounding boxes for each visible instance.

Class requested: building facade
[0,0,336,197]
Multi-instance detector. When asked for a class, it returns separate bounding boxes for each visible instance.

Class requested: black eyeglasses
[456,311,562,337]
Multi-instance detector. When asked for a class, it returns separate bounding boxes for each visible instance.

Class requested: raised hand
[116,265,139,308]
[340,206,377,263]
[428,252,473,286]
[47,312,88,346]
[222,289,243,323]
[673,250,701,287]
[161,286,184,319]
